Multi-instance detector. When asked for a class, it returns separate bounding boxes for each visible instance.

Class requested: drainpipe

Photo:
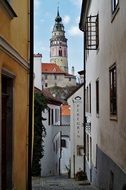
[79,26,86,174]
[28,0,34,189]
[83,32,86,174]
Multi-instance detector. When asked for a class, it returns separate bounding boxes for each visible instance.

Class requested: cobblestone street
[32,175,99,190]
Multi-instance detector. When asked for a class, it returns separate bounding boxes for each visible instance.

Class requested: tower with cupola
[50,7,68,73]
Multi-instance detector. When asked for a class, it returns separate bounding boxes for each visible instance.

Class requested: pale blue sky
[34,0,83,76]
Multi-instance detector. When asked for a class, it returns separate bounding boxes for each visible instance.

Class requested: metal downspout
[28,0,33,189]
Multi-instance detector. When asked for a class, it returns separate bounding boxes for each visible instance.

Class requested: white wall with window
[67,84,84,178]
[80,0,126,188]
[40,103,61,176]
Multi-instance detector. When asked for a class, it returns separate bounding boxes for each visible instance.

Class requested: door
[1,75,13,190]
[2,94,8,190]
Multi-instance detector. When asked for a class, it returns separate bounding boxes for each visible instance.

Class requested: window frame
[45,83,48,87]
[54,75,57,80]
[111,0,119,22]
[111,0,119,13]
[45,74,48,80]
[89,83,91,113]
[61,139,66,148]
[96,78,99,115]
[109,64,117,119]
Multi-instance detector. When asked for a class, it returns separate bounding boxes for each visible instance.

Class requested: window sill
[0,0,17,19]
[111,5,120,23]
[110,115,118,121]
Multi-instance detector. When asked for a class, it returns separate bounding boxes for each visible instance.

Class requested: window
[45,74,48,80]
[85,14,99,50]
[51,109,54,125]
[89,83,91,113]
[109,64,117,117]
[96,79,99,115]
[55,109,59,123]
[54,75,57,80]
[2,74,13,189]
[77,145,84,156]
[86,87,88,112]
[59,50,62,56]
[45,83,48,87]
[86,134,89,161]
[48,108,51,125]
[111,0,119,13]
[109,171,114,190]
[61,139,66,148]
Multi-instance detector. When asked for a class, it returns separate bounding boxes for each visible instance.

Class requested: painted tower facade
[50,8,68,73]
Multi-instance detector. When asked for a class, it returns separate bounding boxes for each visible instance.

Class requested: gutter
[28,0,33,189]
[79,0,89,174]
[79,0,91,31]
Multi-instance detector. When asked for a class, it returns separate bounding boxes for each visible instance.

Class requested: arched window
[59,50,62,56]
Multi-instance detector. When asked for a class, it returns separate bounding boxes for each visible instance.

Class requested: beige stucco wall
[85,0,126,171]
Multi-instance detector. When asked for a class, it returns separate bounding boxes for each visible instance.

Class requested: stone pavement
[32,175,99,190]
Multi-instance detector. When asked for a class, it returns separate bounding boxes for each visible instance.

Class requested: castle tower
[50,7,68,73]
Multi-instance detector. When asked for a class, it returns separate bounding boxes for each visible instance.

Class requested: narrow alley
[32,175,99,190]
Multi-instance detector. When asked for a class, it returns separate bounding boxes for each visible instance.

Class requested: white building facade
[41,97,70,176]
[80,0,126,189]
[67,84,84,178]
[34,54,42,90]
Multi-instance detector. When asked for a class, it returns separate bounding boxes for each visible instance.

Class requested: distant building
[50,7,68,73]
[80,0,126,189]
[41,63,76,88]
[34,53,42,90]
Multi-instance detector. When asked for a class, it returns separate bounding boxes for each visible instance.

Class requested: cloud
[63,15,71,25]
[70,0,82,8]
[68,26,82,36]
[41,46,50,52]
[75,16,80,24]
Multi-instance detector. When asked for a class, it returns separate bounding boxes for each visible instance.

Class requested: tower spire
[57,1,59,16]
[55,2,62,23]
[50,6,68,73]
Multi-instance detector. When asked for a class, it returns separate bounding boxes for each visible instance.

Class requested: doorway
[1,74,13,189]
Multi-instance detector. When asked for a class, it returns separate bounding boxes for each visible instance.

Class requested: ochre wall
[0,0,30,189]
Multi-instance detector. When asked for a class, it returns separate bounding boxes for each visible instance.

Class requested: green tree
[32,92,47,176]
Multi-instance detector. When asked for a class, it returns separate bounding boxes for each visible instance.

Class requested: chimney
[71,66,75,76]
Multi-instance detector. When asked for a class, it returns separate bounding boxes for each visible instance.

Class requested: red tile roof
[42,63,65,74]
